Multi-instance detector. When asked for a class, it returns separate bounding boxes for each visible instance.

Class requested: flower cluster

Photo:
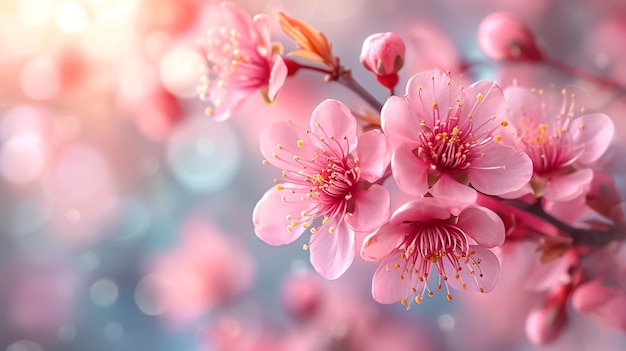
[201,1,624,346]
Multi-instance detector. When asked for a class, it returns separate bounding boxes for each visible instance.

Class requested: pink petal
[218,2,256,40]
[572,281,626,331]
[267,55,287,100]
[461,81,507,138]
[356,130,390,182]
[429,173,478,206]
[469,143,533,195]
[372,253,418,304]
[381,96,422,149]
[309,222,355,280]
[253,187,311,246]
[390,198,452,224]
[346,184,390,232]
[309,99,358,154]
[543,168,593,201]
[210,89,251,122]
[252,14,272,52]
[443,245,500,293]
[391,142,429,196]
[503,86,542,122]
[457,206,505,247]
[259,121,303,170]
[571,113,614,165]
[361,223,406,262]
[405,68,459,128]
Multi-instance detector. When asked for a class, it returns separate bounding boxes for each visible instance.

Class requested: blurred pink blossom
[501,86,615,201]
[145,216,255,328]
[361,197,505,306]
[381,68,533,205]
[254,99,390,279]
[477,12,543,62]
[572,280,626,331]
[199,1,287,121]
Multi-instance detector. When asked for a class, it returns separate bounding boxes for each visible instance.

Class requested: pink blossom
[144,216,255,328]
[381,68,533,204]
[477,12,544,62]
[253,99,391,279]
[502,86,615,201]
[361,197,505,306]
[572,280,626,331]
[199,2,288,121]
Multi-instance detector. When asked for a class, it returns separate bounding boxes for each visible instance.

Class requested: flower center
[268,124,359,237]
[391,219,486,308]
[514,88,586,176]
[415,125,472,172]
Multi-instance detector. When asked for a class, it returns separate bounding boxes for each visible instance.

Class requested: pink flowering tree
[199,1,626,347]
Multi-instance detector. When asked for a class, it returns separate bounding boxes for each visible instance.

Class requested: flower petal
[429,173,477,206]
[310,99,358,155]
[381,96,422,149]
[268,55,288,100]
[390,198,451,224]
[443,245,500,293]
[391,142,429,196]
[252,14,272,51]
[543,168,593,201]
[309,222,355,280]
[461,81,507,138]
[503,86,542,122]
[457,206,505,247]
[571,113,614,165]
[253,187,311,246]
[356,130,390,182]
[572,281,626,331]
[405,68,459,129]
[259,121,303,170]
[372,252,418,304]
[469,143,533,195]
[361,223,405,262]
[346,184,390,232]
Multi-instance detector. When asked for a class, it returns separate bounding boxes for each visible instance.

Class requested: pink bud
[360,32,405,92]
[477,12,543,62]
[525,305,568,345]
[525,285,570,345]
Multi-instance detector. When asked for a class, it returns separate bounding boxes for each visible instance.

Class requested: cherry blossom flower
[381,68,533,204]
[502,86,615,201]
[361,197,505,307]
[199,2,287,121]
[253,99,391,279]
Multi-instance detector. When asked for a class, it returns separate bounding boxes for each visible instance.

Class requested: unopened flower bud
[360,32,405,92]
[477,12,543,62]
[525,305,568,345]
[525,285,570,345]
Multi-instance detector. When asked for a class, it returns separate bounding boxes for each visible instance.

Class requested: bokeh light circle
[0,134,46,184]
[5,340,44,351]
[90,279,119,307]
[159,47,205,99]
[134,274,173,316]
[166,115,241,193]
[19,56,61,100]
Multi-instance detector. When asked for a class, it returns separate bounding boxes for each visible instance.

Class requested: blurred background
[1,0,626,350]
